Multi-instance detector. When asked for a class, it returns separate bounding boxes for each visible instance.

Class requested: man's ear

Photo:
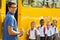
[8,7,9,9]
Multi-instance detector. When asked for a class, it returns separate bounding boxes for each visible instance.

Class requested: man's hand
[18,30,24,37]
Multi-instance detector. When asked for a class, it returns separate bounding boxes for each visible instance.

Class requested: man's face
[8,4,17,14]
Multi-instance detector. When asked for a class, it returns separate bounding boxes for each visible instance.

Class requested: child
[37,19,46,40]
[27,21,39,40]
[51,20,59,40]
[45,22,52,40]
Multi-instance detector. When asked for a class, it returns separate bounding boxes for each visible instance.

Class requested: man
[2,2,24,40]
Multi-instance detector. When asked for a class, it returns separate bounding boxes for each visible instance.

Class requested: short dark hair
[8,2,17,7]
[40,19,44,22]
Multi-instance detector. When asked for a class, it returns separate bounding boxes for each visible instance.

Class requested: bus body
[0,0,60,40]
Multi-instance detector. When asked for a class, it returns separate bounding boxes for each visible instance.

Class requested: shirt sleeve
[8,17,14,27]
[36,29,40,35]
[56,28,59,33]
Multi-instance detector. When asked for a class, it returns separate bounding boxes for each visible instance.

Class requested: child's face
[47,22,51,28]
[53,20,57,25]
[31,23,36,28]
[40,21,44,26]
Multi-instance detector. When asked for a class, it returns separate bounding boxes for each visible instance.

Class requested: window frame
[0,0,2,9]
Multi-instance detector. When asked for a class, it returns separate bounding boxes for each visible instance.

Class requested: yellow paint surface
[18,0,60,40]
[0,0,60,40]
[0,0,6,39]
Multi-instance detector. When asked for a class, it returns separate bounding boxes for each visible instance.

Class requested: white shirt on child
[51,26,58,35]
[45,27,52,36]
[37,26,46,37]
[27,28,39,39]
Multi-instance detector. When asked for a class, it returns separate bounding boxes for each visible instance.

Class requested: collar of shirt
[40,25,44,28]
[7,12,14,16]
[52,26,56,28]
[30,28,36,31]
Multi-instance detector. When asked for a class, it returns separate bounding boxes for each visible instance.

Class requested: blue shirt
[2,12,18,40]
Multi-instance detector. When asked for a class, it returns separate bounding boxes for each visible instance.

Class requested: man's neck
[8,12,14,15]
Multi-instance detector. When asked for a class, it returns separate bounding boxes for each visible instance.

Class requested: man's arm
[7,17,24,36]
[8,26,20,35]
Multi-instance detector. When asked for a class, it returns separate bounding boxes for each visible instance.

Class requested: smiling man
[2,1,24,40]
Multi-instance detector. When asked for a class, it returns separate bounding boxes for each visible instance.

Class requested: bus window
[45,0,60,8]
[0,0,1,8]
[31,0,36,7]
[51,0,58,8]
[31,0,38,8]
[31,0,60,8]
[31,0,45,8]
[45,0,50,8]
[56,0,60,8]
[22,0,30,7]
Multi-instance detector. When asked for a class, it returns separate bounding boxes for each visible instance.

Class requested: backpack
[43,27,46,34]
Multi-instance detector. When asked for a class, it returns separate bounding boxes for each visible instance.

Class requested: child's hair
[40,19,44,23]
[46,21,51,26]
[31,21,36,25]
[53,20,57,27]
[53,20,57,23]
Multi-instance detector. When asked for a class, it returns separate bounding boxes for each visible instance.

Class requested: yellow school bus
[0,0,60,40]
